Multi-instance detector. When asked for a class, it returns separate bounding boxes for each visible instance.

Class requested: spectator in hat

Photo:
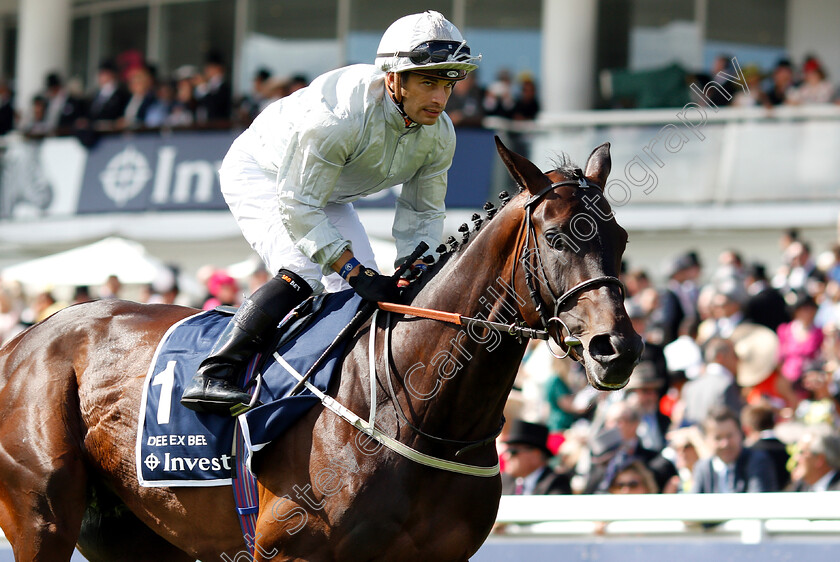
[195,51,232,124]
[789,425,840,491]
[42,72,84,133]
[119,64,159,129]
[500,420,571,495]
[581,426,623,494]
[691,405,779,493]
[741,401,791,490]
[732,322,796,410]
[777,292,824,389]
[787,56,835,105]
[625,361,670,452]
[84,59,130,127]
[744,262,790,332]
[202,271,240,311]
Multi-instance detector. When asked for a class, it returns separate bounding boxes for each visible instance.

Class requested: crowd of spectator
[500,228,840,500]
[603,53,840,110]
[0,49,837,141]
[3,226,839,506]
[12,52,241,143]
[0,55,541,141]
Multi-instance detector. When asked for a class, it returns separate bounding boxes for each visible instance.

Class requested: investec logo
[99,145,221,207]
[144,452,233,473]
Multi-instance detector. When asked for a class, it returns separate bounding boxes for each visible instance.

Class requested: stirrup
[230,373,264,416]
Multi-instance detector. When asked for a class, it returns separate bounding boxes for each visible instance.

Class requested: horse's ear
[583,142,611,189]
[494,135,551,194]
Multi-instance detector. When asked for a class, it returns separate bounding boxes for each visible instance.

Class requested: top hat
[503,420,552,457]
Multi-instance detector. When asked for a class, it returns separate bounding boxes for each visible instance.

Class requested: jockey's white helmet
[375,11,480,81]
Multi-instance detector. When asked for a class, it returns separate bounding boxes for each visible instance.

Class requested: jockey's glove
[348,266,401,303]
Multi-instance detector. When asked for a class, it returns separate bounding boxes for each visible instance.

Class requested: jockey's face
[389,72,456,125]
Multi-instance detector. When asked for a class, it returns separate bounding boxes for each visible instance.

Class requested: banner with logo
[0,128,497,223]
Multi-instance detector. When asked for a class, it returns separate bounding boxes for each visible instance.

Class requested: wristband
[339,257,362,281]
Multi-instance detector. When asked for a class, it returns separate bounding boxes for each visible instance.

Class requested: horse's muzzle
[583,332,645,390]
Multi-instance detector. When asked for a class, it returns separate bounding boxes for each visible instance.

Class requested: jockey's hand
[397,261,429,287]
[348,266,401,303]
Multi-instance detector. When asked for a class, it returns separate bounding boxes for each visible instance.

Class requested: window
[100,7,148,69]
[160,0,235,80]
[70,17,89,85]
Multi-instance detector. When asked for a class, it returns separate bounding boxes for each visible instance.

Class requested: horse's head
[496,136,643,390]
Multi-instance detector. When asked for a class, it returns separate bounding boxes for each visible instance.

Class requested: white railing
[494,492,840,544]
[485,104,840,219]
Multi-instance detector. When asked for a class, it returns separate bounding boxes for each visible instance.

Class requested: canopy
[1,237,167,288]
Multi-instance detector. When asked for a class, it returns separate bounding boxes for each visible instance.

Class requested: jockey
[181,10,480,415]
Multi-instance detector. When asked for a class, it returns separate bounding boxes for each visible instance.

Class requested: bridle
[514,175,626,361]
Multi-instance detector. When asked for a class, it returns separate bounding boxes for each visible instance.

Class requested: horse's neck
[391,206,530,441]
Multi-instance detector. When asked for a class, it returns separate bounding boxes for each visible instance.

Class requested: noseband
[514,176,625,361]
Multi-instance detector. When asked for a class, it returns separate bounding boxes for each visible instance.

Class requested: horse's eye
[545,230,565,251]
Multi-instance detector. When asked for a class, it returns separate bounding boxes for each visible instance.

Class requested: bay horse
[0,137,642,561]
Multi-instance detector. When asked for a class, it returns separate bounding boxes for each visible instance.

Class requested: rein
[270,309,501,477]
[379,311,504,456]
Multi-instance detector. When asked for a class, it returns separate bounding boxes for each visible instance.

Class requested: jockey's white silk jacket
[243,64,454,272]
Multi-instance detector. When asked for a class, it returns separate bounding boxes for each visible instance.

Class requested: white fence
[493,491,840,544]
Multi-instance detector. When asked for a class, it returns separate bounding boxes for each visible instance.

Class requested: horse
[0,137,642,561]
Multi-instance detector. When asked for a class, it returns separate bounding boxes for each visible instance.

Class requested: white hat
[375,11,480,80]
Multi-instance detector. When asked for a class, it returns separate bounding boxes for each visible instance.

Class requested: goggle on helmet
[378,40,477,80]
[375,11,480,81]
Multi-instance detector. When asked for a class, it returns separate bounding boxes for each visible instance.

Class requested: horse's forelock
[547,153,581,181]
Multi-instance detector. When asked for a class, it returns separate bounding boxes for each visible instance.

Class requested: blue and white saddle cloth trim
[135,290,363,487]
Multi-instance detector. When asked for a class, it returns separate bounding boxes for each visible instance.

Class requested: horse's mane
[402,154,581,303]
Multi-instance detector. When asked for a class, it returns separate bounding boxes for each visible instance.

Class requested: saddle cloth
[135,289,362,487]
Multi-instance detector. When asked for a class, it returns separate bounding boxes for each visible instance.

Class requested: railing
[486,104,840,231]
[493,491,840,544]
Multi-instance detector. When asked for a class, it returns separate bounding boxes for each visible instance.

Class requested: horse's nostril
[588,333,617,359]
[588,334,639,361]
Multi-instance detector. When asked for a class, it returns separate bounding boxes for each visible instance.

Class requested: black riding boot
[180,269,312,415]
